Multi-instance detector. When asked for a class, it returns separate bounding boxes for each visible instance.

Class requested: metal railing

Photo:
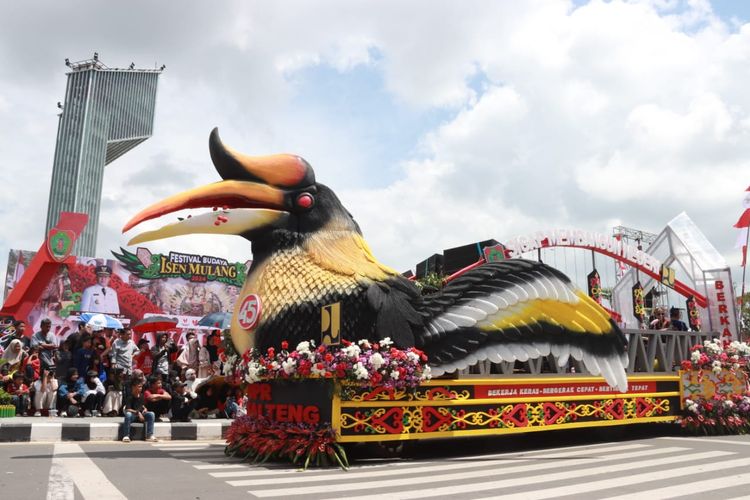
[456,329,719,377]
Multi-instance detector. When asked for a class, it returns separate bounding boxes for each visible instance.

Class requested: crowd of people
[648,306,690,331]
[0,319,246,441]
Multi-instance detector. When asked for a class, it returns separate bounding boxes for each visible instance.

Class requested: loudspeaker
[416,254,444,279]
[443,239,499,275]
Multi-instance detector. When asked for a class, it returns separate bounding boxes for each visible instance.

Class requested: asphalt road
[3,425,750,499]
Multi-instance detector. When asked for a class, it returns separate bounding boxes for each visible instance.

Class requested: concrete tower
[45,54,163,257]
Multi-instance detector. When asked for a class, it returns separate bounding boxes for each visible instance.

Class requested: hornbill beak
[122,128,315,245]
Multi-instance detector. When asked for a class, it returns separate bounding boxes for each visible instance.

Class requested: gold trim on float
[420,374,681,386]
[331,382,342,440]
[336,416,679,443]
[338,392,681,408]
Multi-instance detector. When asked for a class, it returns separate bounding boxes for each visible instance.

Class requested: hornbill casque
[123,129,629,392]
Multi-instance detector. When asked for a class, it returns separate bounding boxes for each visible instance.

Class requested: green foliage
[0,388,11,405]
[415,273,444,295]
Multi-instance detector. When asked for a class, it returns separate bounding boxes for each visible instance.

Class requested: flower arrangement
[223,337,432,392]
[680,339,750,374]
[679,393,750,435]
[224,415,349,469]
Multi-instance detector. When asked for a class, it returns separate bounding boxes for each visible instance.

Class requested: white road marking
[194,464,249,470]
[217,443,648,482]
[490,455,750,500]
[603,471,750,500]
[46,443,127,500]
[255,446,692,497]
[352,450,733,500]
[657,436,750,446]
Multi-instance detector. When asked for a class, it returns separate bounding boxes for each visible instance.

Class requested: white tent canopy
[612,212,738,338]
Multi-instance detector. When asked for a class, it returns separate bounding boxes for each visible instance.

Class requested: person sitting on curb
[82,370,105,417]
[170,381,195,422]
[144,376,172,422]
[57,367,85,417]
[122,380,157,443]
[33,369,58,416]
[6,372,30,416]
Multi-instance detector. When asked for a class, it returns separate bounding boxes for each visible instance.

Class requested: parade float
[116,128,748,466]
[4,127,746,465]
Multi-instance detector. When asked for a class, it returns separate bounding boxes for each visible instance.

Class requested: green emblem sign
[47,229,74,262]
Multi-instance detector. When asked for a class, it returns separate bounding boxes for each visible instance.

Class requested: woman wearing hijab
[0,339,28,374]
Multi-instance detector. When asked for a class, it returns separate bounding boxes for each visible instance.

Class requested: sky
[0,0,749,294]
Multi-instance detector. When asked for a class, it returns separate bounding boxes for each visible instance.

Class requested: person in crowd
[0,339,28,374]
[184,368,199,398]
[7,372,30,415]
[67,321,88,351]
[649,307,670,330]
[194,384,220,419]
[151,333,176,380]
[90,355,107,384]
[669,307,689,332]
[31,318,57,374]
[23,344,41,382]
[170,381,194,422]
[73,334,94,379]
[0,365,10,385]
[0,320,29,351]
[58,367,85,417]
[225,388,247,419]
[82,370,105,417]
[144,376,172,421]
[176,331,199,375]
[205,330,221,372]
[54,339,73,381]
[122,380,157,442]
[33,369,58,416]
[133,338,153,376]
[110,328,138,389]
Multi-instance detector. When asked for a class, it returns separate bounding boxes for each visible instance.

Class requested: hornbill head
[123,128,363,255]
[124,129,397,354]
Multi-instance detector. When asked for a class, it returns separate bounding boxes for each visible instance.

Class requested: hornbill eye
[296,193,314,210]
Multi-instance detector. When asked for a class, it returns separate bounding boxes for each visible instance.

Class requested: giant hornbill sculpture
[124,129,628,391]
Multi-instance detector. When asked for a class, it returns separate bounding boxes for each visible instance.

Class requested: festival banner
[2,247,250,342]
[632,281,645,324]
[686,295,701,331]
[587,269,602,304]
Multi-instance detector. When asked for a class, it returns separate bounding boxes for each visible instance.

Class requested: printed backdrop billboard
[3,246,250,341]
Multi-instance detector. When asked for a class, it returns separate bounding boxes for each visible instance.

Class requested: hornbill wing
[417,259,628,392]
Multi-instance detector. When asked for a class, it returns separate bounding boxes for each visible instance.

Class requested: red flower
[324,353,334,363]
[281,341,289,350]
[681,360,693,371]
[267,347,275,357]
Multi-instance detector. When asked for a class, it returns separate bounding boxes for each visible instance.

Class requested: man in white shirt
[80,265,120,314]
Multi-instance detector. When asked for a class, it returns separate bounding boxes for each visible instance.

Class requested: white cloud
[1,0,749,293]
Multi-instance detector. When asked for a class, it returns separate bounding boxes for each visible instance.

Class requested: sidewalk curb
[0,418,232,442]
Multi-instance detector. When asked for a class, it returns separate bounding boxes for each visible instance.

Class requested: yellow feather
[480,294,613,335]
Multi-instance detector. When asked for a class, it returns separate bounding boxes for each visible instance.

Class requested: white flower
[311,362,326,376]
[270,361,280,371]
[369,352,385,370]
[390,369,400,380]
[691,351,701,363]
[358,339,372,349]
[380,337,393,348]
[245,362,263,383]
[353,362,369,380]
[296,341,311,354]
[421,365,432,381]
[342,344,361,359]
[724,400,735,409]
[282,357,297,375]
[406,351,420,363]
